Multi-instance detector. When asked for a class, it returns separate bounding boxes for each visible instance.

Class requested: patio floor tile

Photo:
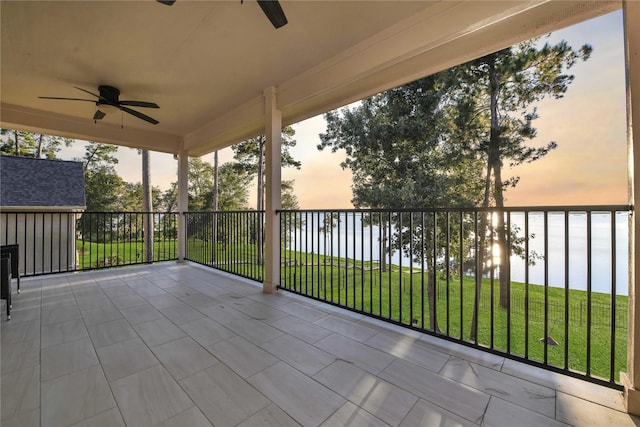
[379,358,490,424]
[248,362,345,427]
[270,315,333,344]
[87,318,137,349]
[179,316,236,347]
[96,337,159,382]
[132,317,186,347]
[224,316,284,344]
[315,333,395,374]
[260,334,336,376]
[208,335,278,379]
[365,330,451,373]
[1,366,40,421]
[236,403,300,427]
[314,314,379,342]
[556,391,638,427]
[483,396,568,427]
[109,293,146,310]
[313,360,418,426]
[69,408,125,427]
[80,304,123,326]
[41,338,99,381]
[151,336,219,380]
[154,406,212,427]
[322,401,388,426]
[157,301,204,325]
[111,365,193,426]
[441,357,556,418]
[119,303,164,325]
[41,318,89,349]
[398,398,477,427]
[180,363,270,426]
[41,365,115,427]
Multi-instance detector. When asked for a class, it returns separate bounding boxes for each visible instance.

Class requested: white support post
[622,0,640,415]
[263,86,282,293]
[177,148,189,263]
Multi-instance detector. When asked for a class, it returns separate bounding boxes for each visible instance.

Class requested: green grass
[75,239,178,269]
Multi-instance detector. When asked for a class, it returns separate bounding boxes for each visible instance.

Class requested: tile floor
[1,262,638,426]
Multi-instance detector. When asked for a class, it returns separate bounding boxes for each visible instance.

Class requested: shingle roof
[0,155,86,209]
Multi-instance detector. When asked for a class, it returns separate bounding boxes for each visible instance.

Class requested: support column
[263,86,282,293]
[622,0,640,415]
[177,147,189,263]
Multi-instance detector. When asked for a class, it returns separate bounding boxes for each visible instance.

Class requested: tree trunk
[380,220,388,273]
[212,151,219,263]
[13,130,19,155]
[142,150,154,263]
[470,164,492,341]
[427,263,440,333]
[470,56,506,341]
[493,161,510,308]
[37,134,44,158]
[486,57,510,309]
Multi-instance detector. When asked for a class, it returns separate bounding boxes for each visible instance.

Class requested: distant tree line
[0,127,302,214]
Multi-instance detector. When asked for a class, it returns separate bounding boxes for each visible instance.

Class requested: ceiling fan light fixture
[97,103,119,114]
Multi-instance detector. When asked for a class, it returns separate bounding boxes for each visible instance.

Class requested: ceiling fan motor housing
[98,85,121,105]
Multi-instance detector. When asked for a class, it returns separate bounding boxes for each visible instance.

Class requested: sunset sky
[62,10,628,209]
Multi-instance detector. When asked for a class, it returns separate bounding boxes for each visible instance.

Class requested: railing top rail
[278,204,633,214]
[185,210,264,214]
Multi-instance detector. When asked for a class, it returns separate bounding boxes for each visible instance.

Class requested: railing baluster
[611,210,617,383]
[586,211,593,377]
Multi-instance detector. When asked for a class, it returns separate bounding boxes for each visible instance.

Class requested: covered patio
[1,263,636,426]
[4,0,640,422]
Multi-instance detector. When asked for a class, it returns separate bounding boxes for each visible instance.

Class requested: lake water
[286,211,629,296]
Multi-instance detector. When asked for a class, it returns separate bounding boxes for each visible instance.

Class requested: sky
[60,10,628,209]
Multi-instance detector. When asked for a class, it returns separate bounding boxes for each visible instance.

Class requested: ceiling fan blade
[156,0,176,5]
[39,96,95,102]
[73,86,100,99]
[120,106,159,125]
[257,0,288,29]
[93,110,106,120]
[119,100,160,109]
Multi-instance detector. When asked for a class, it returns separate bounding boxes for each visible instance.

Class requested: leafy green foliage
[0,129,72,158]
[231,126,300,211]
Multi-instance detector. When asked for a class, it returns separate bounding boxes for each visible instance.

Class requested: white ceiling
[0,0,620,157]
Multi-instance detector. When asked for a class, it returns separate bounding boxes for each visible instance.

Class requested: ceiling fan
[38,85,160,125]
[157,0,288,29]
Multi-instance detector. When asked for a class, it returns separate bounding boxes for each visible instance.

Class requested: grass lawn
[75,239,178,269]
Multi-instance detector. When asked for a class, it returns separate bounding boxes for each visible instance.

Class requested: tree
[0,129,72,158]
[232,126,301,264]
[320,75,485,331]
[78,143,123,242]
[231,126,301,211]
[456,40,591,340]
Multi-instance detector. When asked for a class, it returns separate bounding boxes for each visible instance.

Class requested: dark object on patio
[1,253,12,320]
[540,336,559,346]
[1,244,20,293]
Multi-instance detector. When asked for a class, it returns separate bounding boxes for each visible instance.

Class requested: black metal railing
[185,211,264,282]
[0,211,178,276]
[278,206,631,388]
